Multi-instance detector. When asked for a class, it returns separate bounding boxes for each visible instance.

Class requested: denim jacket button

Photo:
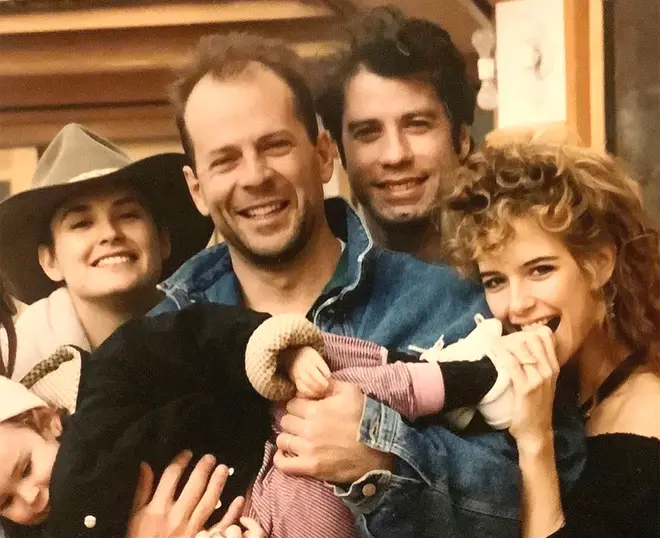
[362,483,377,497]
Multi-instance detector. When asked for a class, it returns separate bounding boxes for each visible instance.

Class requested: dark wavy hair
[445,143,660,371]
[313,5,476,165]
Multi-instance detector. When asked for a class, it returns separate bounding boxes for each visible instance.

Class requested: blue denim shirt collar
[157,197,374,309]
[311,198,373,312]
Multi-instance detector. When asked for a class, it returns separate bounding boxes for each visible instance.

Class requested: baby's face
[0,422,59,525]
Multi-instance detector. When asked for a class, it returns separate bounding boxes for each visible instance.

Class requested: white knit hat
[0,375,47,423]
[20,346,80,415]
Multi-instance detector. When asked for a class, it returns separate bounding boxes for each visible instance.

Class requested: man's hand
[288,346,331,398]
[127,450,244,538]
[274,380,394,483]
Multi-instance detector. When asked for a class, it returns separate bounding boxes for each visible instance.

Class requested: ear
[40,407,63,441]
[26,406,63,441]
[158,226,172,262]
[315,131,335,186]
[183,165,210,217]
[38,244,64,284]
[588,243,617,290]
[457,125,471,162]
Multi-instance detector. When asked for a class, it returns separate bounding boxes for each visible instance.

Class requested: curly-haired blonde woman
[446,143,660,537]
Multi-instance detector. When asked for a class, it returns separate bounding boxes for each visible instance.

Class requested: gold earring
[603,280,617,321]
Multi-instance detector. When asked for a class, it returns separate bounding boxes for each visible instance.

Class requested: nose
[17,482,40,507]
[239,152,271,188]
[508,280,536,319]
[381,128,413,167]
[98,216,124,243]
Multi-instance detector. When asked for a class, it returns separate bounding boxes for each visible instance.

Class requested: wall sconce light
[472,28,498,111]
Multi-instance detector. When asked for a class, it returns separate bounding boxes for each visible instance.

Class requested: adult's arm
[491,328,565,538]
[275,383,523,538]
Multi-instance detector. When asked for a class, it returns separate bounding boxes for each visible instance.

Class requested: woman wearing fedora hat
[0,124,213,381]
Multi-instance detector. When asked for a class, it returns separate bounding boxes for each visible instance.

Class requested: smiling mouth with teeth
[94,255,135,267]
[241,201,288,218]
[380,178,426,192]
[514,316,561,333]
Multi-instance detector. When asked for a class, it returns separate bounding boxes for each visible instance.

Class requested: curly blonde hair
[445,143,660,370]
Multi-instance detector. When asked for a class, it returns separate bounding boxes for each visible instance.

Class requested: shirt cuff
[332,469,393,513]
[331,396,419,512]
[406,362,445,418]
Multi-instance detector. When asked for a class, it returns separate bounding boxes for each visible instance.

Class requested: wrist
[370,449,395,473]
[515,430,555,457]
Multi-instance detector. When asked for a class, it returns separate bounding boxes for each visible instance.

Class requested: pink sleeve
[321,333,445,420]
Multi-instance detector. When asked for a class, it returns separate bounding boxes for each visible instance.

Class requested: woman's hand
[127,450,244,538]
[490,326,560,449]
[492,326,566,537]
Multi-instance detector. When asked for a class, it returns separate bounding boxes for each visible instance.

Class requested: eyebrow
[58,196,139,221]
[258,129,292,141]
[346,119,380,133]
[347,108,440,132]
[400,108,439,121]
[207,129,293,156]
[479,256,559,279]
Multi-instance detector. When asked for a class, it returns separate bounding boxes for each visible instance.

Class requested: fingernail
[203,454,216,465]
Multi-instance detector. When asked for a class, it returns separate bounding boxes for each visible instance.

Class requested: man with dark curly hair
[315,6,476,263]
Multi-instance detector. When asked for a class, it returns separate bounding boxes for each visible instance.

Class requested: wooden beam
[0,1,335,34]
[318,0,358,16]
[588,0,605,151]
[0,70,172,109]
[0,104,179,148]
[0,20,344,77]
[564,0,592,146]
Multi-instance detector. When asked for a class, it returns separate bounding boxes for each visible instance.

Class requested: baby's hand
[288,346,331,398]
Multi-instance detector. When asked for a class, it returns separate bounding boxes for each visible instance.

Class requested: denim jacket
[337,383,586,538]
[152,197,488,354]
[151,197,585,537]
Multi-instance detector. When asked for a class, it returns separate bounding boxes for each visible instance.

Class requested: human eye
[482,276,506,290]
[210,154,238,172]
[21,458,32,478]
[119,209,142,221]
[263,138,292,156]
[406,117,432,133]
[529,264,555,278]
[352,125,381,143]
[69,218,92,230]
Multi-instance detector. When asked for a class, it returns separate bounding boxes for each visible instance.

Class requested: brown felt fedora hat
[0,124,213,304]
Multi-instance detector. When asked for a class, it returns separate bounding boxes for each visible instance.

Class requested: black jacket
[47,303,272,538]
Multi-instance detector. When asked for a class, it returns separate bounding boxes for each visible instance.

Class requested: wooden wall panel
[0,1,334,33]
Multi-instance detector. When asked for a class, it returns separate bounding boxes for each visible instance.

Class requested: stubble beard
[225,210,314,268]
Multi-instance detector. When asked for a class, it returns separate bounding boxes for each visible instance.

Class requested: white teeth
[520,318,553,331]
[244,203,284,218]
[96,255,132,267]
[385,181,420,193]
